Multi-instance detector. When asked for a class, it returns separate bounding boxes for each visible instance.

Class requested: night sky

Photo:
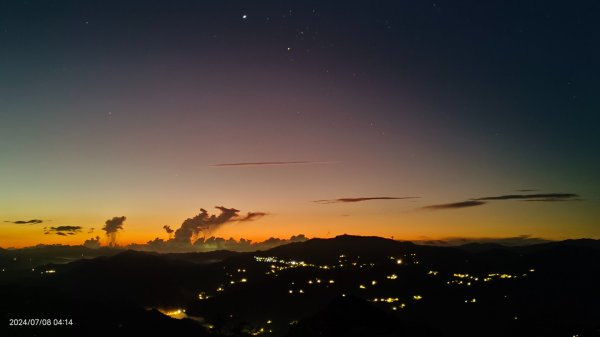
[1,0,599,247]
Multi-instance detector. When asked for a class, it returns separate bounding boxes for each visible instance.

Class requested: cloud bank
[129,234,308,253]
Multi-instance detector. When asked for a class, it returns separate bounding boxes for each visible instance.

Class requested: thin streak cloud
[209,161,339,168]
[474,193,579,201]
[422,201,487,210]
[313,197,419,204]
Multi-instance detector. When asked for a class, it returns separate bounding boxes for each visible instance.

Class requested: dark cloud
[474,193,579,201]
[173,206,268,244]
[102,216,126,246]
[210,161,338,168]
[521,198,582,202]
[313,197,419,204]
[422,192,580,211]
[516,189,541,192]
[44,226,82,235]
[422,200,487,210]
[83,236,101,248]
[163,225,174,240]
[5,219,44,225]
[238,212,268,222]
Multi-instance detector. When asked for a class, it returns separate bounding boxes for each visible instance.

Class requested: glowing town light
[387,274,398,280]
[359,284,366,289]
[396,259,403,265]
[412,295,423,300]
[371,280,377,285]
[241,278,247,283]
[162,308,187,318]
[329,280,335,284]
[217,287,224,292]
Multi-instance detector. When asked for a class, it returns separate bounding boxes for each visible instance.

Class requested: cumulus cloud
[173,207,267,244]
[5,219,44,225]
[122,206,272,252]
[422,200,486,210]
[102,216,126,246]
[83,236,101,248]
[163,225,174,240]
[474,193,579,201]
[44,226,83,236]
[313,197,419,204]
[210,161,338,168]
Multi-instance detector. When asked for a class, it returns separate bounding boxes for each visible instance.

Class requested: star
[242,14,247,20]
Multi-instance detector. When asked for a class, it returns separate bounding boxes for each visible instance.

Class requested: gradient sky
[1,0,599,248]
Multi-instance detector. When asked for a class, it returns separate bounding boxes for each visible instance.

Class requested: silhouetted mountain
[164,250,242,264]
[0,245,123,271]
[456,242,509,253]
[2,236,599,337]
